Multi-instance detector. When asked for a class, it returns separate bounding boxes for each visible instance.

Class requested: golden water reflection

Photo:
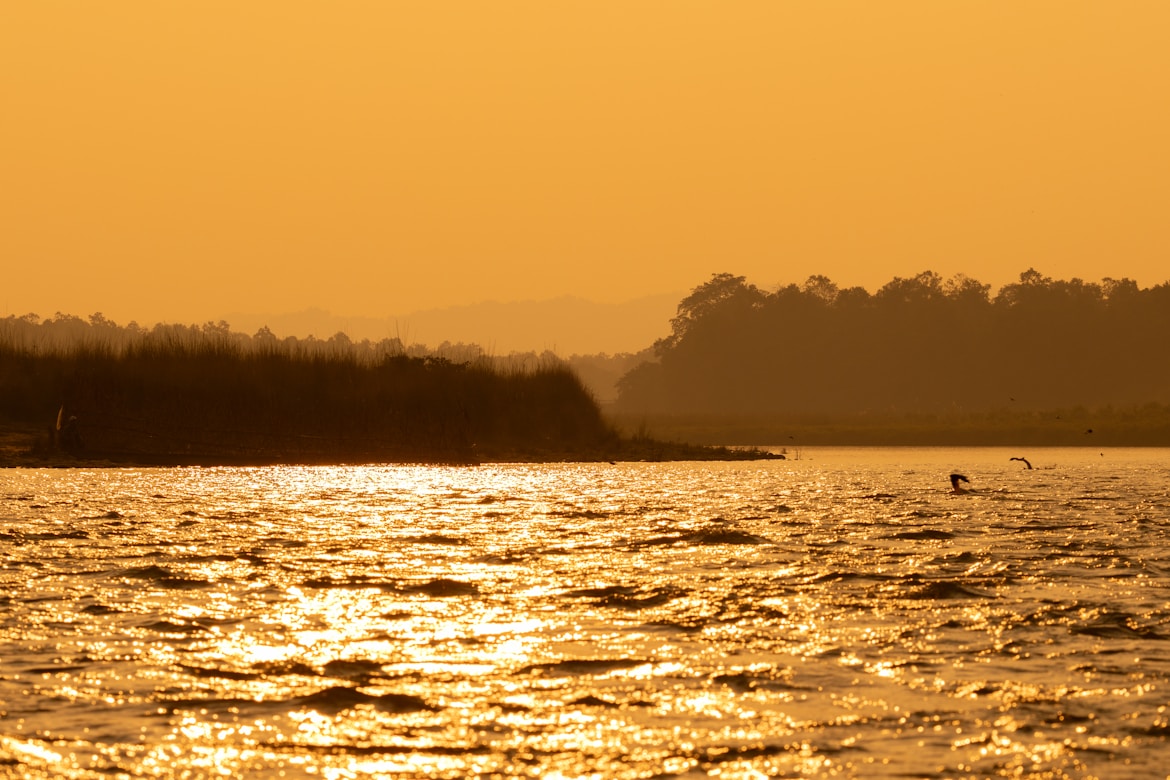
[3,454,1170,777]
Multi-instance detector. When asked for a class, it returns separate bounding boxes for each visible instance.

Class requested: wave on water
[904,579,996,600]
[1069,610,1168,640]
[629,527,774,548]
[563,584,684,609]
[163,686,434,716]
[398,533,465,545]
[301,574,479,596]
[888,528,955,540]
[518,658,648,676]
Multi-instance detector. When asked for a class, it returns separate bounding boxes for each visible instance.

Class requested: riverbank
[0,424,779,467]
[606,406,1170,448]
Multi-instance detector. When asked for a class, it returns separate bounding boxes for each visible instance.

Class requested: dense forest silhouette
[611,269,1170,444]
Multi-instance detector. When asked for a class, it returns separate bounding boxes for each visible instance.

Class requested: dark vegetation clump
[0,315,767,465]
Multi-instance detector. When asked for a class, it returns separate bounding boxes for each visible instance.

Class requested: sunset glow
[4,2,1168,342]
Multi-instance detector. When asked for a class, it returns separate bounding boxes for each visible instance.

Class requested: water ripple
[2,448,1169,778]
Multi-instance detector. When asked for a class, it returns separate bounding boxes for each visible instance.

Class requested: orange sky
[4,2,1168,332]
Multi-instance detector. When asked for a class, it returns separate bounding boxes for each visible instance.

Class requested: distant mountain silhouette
[221,294,679,356]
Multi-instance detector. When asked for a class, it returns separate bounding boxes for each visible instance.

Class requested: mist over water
[3,448,1169,778]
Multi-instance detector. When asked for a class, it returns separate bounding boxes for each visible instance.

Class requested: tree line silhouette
[613,269,1170,426]
[6,266,1167,456]
[0,313,769,463]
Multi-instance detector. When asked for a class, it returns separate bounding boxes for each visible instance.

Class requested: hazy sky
[4,2,1168,330]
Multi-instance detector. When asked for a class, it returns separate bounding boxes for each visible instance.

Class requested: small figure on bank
[55,406,83,455]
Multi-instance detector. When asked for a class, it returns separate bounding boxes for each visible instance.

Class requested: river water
[2,448,1169,779]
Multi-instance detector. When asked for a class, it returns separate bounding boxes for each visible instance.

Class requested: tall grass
[0,315,618,463]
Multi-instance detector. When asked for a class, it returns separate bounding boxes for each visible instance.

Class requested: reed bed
[1,315,771,463]
[0,316,618,463]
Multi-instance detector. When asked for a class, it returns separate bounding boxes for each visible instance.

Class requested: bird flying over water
[949,473,970,494]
